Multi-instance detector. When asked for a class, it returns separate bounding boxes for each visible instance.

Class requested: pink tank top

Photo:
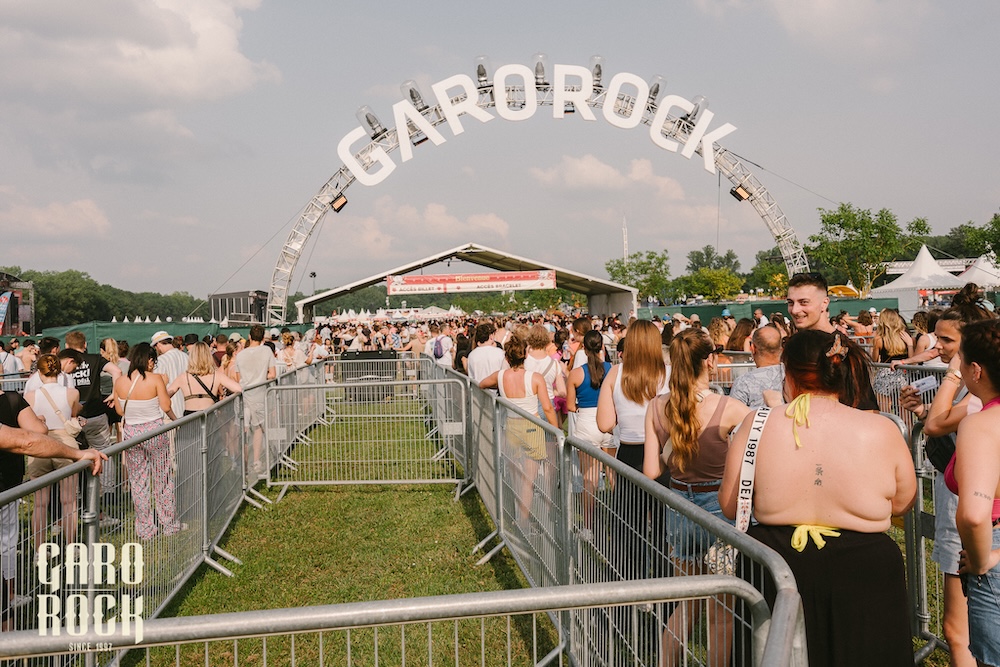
[944,395,1000,522]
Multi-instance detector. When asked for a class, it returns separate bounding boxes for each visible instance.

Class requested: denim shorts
[665,483,733,562]
[931,474,962,575]
[966,527,1000,665]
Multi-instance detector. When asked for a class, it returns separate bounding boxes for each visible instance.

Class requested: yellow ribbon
[790,524,841,552]
[784,393,811,448]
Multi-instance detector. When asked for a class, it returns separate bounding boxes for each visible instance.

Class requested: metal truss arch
[268,76,809,324]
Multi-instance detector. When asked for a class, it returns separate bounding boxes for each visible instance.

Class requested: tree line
[1,266,210,332]
[606,206,1000,304]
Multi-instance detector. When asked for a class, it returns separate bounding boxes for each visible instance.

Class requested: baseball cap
[228,332,244,343]
[721,309,731,317]
[868,307,877,313]
[151,331,172,346]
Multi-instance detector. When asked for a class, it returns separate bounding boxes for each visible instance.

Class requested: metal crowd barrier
[436,362,808,666]
[1,354,811,666]
[0,578,774,665]
[0,392,249,647]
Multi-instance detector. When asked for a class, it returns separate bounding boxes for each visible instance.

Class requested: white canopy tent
[871,245,966,318]
[958,255,1000,288]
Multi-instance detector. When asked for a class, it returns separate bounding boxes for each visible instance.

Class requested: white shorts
[571,407,614,450]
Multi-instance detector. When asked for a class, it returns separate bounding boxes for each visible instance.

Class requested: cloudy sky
[2,0,998,308]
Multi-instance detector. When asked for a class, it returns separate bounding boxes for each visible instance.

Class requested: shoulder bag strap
[122,374,141,416]
[735,407,772,533]
[193,374,220,402]
[38,385,68,422]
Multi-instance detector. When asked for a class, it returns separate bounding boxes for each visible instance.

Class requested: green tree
[675,267,744,302]
[968,212,1000,259]
[807,203,930,297]
[605,250,671,302]
[901,221,982,261]
[743,247,787,295]
[685,245,740,274]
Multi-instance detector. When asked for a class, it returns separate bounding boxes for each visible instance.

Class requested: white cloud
[0,198,112,238]
[314,197,510,268]
[627,160,686,201]
[530,154,686,202]
[694,0,930,90]
[0,0,277,180]
[0,0,279,106]
[531,154,629,190]
[767,0,929,61]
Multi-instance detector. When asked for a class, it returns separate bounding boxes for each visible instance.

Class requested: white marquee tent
[958,255,1000,288]
[871,245,966,318]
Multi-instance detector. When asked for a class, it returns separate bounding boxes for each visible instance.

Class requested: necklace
[695,389,710,402]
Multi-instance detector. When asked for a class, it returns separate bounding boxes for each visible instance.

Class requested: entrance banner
[387,271,555,295]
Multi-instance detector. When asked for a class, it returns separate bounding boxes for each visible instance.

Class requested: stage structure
[267,54,810,325]
[295,243,637,323]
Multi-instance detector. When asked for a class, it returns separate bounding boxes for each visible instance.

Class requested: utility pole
[622,215,629,265]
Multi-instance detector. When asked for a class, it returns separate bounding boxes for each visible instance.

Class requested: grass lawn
[124,484,558,665]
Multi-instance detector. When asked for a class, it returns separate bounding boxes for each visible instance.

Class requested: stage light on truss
[531,52,550,87]
[730,185,751,202]
[400,80,428,111]
[355,105,387,140]
[590,55,605,89]
[474,55,492,89]
[647,75,665,106]
[330,194,348,212]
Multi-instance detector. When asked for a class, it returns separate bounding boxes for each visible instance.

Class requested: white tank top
[118,395,164,425]
[612,367,667,444]
[32,383,72,427]
[498,369,540,417]
[523,354,558,399]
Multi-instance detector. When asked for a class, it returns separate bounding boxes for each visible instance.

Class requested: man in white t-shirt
[233,324,277,476]
[428,323,454,367]
[467,322,505,386]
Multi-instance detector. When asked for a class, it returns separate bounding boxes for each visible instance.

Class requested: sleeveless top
[185,374,216,402]
[497,369,540,417]
[576,362,611,409]
[649,393,734,483]
[31,383,73,428]
[612,366,667,444]
[118,395,163,426]
[524,354,558,400]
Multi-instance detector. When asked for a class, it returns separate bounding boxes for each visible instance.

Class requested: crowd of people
[2,276,999,664]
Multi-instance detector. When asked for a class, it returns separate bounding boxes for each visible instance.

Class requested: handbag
[38,385,82,436]
[924,433,956,474]
[704,407,771,575]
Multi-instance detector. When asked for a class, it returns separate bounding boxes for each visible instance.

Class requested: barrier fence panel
[470,386,499,520]
[0,578,778,667]
[264,378,466,489]
[0,348,823,666]
[495,401,568,593]
[560,433,807,667]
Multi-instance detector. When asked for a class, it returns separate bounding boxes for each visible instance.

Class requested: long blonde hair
[665,329,715,473]
[620,320,666,404]
[100,337,119,364]
[876,309,908,357]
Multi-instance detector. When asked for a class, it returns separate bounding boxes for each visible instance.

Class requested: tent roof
[872,245,966,293]
[958,255,1000,288]
[295,242,637,320]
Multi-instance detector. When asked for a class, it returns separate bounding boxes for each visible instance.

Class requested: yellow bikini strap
[790,525,841,552]
[784,393,811,448]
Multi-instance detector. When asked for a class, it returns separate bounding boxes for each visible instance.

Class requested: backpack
[433,336,445,359]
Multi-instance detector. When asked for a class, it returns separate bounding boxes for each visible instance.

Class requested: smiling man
[783,272,879,411]
[785,272,833,332]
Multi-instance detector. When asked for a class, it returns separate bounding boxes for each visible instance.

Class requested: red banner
[387,271,556,295]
